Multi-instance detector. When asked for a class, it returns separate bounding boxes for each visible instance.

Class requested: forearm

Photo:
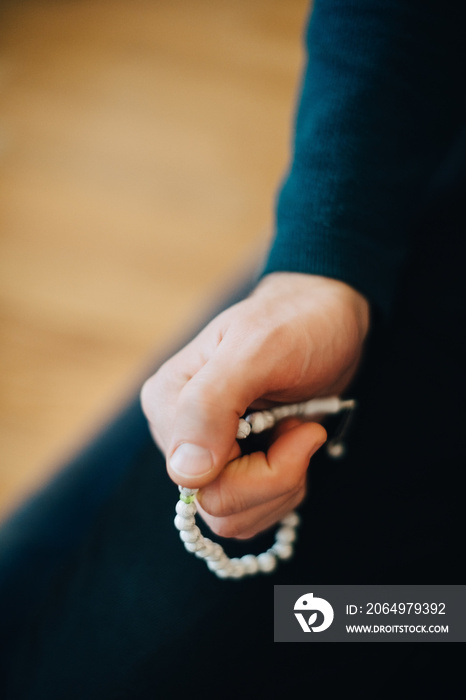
[263,0,466,316]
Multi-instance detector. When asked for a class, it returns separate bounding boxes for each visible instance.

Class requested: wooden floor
[0,0,309,520]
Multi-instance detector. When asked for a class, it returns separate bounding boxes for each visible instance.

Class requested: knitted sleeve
[262,0,465,316]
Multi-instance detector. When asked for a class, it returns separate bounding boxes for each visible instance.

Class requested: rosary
[174,396,356,580]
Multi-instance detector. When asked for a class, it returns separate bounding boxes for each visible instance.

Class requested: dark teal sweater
[263,0,466,316]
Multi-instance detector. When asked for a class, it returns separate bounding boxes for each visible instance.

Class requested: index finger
[197,421,327,516]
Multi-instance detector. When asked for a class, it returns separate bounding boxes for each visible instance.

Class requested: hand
[141,272,369,538]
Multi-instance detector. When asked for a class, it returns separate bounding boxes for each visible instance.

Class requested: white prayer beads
[174,397,355,580]
[236,396,355,441]
[175,486,301,580]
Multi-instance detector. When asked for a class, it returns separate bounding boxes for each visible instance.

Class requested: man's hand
[141,272,369,539]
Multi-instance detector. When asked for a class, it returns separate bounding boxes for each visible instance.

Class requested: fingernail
[169,443,213,478]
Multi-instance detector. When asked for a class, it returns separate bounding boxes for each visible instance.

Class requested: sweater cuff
[261,222,405,317]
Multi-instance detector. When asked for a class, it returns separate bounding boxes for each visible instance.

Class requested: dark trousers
[1,158,465,697]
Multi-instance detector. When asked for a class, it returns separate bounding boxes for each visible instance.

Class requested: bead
[257,551,277,573]
[276,526,297,544]
[179,487,198,504]
[240,554,259,575]
[175,501,196,517]
[270,404,294,420]
[207,556,230,572]
[178,486,198,497]
[236,419,251,439]
[340,399,356,410]
[303,397,341,416]
[248,410,275,434]
[207,543,224,561]
[194,538,215,558]
[229,567,245,579]
[215,567,233,579]
[229,558,246,579]
[326,441,345,459]
[179,526,201,543]
[271,542,293,560]
[184,540,203,553]
[174,514,196,531]
[179,494,195,504]
[280,512,300,528]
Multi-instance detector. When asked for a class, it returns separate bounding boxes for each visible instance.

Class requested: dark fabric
[0,352,461,698]
[0,398,151,636]
[1,1,465,696]
[0,176,465,695]
[263,0,466,316]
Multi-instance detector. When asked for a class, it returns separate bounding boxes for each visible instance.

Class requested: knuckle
[140,375,158,418]
[141,359,177,419]
[178,379,223,416]
[140,362,167,399]
[199,492,230,519]
[200,480,246,519]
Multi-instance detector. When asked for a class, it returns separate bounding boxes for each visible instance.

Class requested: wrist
[255,272,369,338]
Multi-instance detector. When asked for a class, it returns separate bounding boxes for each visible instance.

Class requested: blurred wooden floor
[0,0,309,520]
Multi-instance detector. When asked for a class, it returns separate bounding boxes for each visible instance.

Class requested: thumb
[166,346,266,489]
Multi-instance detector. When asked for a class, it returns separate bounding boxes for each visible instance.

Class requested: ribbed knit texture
[263,0,466,316]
